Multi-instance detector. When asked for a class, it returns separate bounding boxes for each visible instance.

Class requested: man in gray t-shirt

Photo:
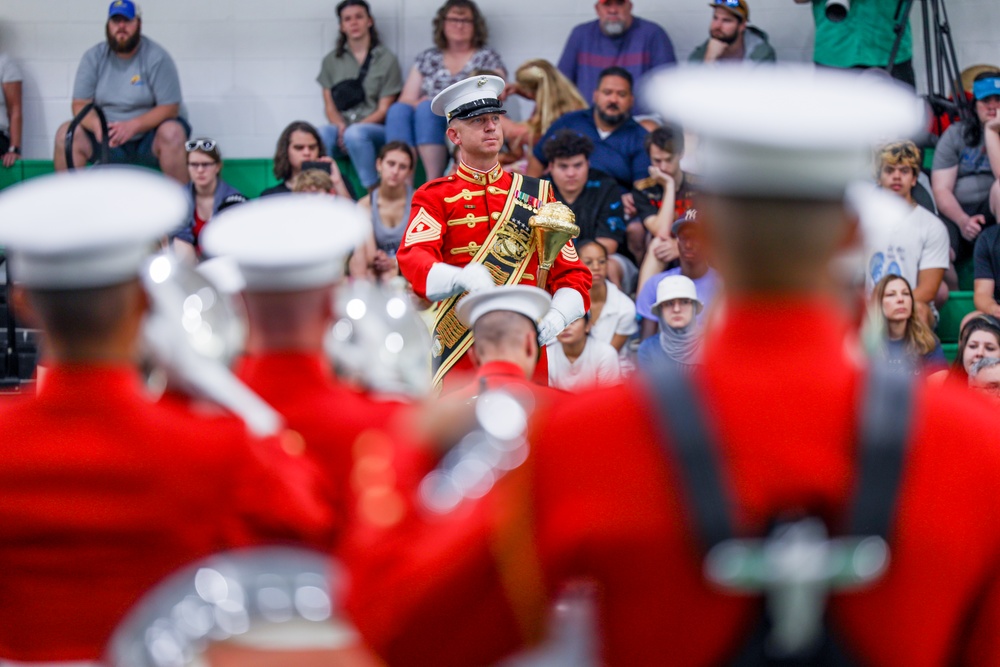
[53,0,189,183]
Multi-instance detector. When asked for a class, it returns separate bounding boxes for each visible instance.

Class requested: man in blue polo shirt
[528,66,650,191]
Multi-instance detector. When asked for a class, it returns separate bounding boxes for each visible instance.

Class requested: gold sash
[430,173,550,388]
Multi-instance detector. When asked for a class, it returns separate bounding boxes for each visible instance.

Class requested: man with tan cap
[202,195,411,537]
[345,65,1000,664]
[396,75,591,390]
[688,0,775,63]
[0,168,332,662]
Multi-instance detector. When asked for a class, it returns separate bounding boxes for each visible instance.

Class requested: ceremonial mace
[529,202,580,290]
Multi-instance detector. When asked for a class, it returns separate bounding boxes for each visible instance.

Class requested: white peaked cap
[652,274,703,312]
[0,166,189,289]
[456,285,552,328]
[200,194,370,291]
[642,65,927,199]
[431,75,507,121]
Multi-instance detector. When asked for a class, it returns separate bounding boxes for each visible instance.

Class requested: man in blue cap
[53,0,189,183]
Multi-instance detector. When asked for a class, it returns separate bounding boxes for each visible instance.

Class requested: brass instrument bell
[528,202,580,290]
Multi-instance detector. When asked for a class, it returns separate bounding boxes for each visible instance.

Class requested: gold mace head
[529,202,580,270]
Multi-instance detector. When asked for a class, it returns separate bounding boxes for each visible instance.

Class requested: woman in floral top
[385,0,506,181]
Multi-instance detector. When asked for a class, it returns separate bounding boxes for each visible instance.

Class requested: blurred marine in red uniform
[345,67,1000,665]
[202,195,410,542]
[0,168,333,662]
[395,75,591,390]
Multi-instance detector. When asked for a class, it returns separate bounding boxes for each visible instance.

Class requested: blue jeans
[385,99,447,147]
[319,122,386,190]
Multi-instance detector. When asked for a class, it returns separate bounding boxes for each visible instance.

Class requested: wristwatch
[6,146,19,155]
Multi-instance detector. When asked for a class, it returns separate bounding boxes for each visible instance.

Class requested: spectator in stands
[794,0,915,87]
[542,130,626,254]
[557,0,675,118]
[936,314,1000,385]
[498,59,588,172]
[931,70,1000,262]
[317,0,403,193]
[261,121,351,198]
[53,1,189,183]
[385,0,506,182]
[637,274,703,371]
[635,209,718,339]
[290,168,339,194]
[0,51,22,168]
[547,312,621,391]
[868,140,950,327]
[969,355,1000,400]
[871,273,945,369]
[631,125,696,268]
[350,141,416,283]
[171,138,247,259]
[530,67,650,191]
[579,240,637,352]
[689,0,775,63]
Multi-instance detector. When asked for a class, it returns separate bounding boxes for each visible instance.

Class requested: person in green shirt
[794,0,914,87]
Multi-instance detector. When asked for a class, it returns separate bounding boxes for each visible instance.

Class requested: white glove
[537,288,586,347]
[425,262,495,301]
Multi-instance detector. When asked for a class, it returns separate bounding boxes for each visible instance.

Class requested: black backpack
[643,361,914,665]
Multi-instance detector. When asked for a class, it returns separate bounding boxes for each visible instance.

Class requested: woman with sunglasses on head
[384,0,506,182]
[171,138,247,259]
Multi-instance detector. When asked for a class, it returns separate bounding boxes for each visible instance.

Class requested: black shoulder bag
[330,49,373,113]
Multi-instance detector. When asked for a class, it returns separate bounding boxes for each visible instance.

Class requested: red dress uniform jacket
[235,352,409,540]
[345,299,1000,666]
[0,364,334,662]
[396,163,592,384]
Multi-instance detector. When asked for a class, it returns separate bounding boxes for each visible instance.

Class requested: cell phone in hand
[301,161,332,174]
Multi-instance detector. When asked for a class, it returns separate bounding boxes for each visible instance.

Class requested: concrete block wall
[0,0,996,160]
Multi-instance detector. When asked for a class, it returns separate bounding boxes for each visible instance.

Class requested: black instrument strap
[645,361,914,551]
[644,363,736,550]
[847,361,915,539]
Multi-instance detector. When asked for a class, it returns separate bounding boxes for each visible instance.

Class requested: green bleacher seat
[1,156,430,200]
[219,159,274,199]
[936,290,975,344]
[942,342,958,363]
[956,256,975,291]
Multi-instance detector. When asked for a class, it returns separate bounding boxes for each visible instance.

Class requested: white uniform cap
[200,194,369,291]
[0,166,189,289]
[642,65,926,199]
[652,274,703,313]
[456,285,552,328]
[431,75,507,121]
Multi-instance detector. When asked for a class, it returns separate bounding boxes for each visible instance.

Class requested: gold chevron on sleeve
[403,207,443,247]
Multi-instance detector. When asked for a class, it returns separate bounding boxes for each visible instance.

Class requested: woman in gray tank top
[350,141,415,283]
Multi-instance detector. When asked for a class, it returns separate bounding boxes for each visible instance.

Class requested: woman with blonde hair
[870,273,945,370]
[500,59,587,170]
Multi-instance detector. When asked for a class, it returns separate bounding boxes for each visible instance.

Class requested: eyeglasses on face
[444,16,474,24]
[187,161,217,169]
[185,139,217,153]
